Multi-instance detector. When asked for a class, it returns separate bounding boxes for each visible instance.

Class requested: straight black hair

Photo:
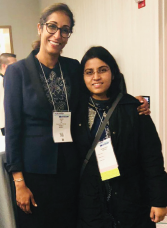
[81,46,124,98]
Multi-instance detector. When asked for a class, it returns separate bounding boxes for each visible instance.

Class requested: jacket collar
[24,50,52,110]
[24,51,73,111]
[58,56,78,112]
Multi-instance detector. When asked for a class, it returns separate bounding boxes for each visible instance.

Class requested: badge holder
[53,111,72,143]
[95,138,120,181]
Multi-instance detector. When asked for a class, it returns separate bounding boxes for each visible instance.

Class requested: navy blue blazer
[4,51,81,174]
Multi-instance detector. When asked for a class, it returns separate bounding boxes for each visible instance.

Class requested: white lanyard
[90,98,120,181]
[90,97,120,181]
[90,97,107,137]
[39,61,70,111]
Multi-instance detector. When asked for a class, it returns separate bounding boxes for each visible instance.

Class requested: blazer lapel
[24,51,52,110]
[58,57,73,110]
[58,56,82,114]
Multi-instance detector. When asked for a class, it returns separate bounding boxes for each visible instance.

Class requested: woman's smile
[38,11,71,56]
[84,58,112,100]
[49,40,60,46]
[92,82,103,87]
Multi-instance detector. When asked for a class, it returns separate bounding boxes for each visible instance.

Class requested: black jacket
[4,51,80,174]
[75,94,167,228]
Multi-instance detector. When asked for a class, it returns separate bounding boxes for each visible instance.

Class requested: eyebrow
[48,21,70,27]
[47,21,57,24]
[85,65,108,70]
[98,65,108,69]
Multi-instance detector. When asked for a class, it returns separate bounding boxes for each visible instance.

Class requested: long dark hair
[81,46,125,98]
[32,3,75,50]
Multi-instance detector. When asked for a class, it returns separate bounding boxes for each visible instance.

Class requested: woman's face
[38,11,71,56]
[84,58,112,100]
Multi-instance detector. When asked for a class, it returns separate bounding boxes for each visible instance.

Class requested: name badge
[53,111,73,143]
[95,138,120,181]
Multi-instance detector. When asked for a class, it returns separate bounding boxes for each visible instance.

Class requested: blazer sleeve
[4,63,24,172]
[138,114,167,207]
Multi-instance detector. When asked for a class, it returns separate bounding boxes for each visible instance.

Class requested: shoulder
[59,56,81,81]
[5,60,25,79]
[59,56,80,67]
[6,51,37,76]
[4,60,28,87]
[115,94,141,118]
[119,94,140,106]
[7,59,25,70]
[6,51,34,72]
[4,53,33,84]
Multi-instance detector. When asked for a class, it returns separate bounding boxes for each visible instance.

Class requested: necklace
[90,97,108,137]
[38,61,69,111]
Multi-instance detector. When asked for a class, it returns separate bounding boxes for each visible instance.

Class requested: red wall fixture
[138,0,146,9]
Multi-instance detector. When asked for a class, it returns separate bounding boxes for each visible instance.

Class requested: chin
[47,45,61,54]
[49,49,61,56]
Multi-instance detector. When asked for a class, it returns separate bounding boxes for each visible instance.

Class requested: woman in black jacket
[76,46,167,228]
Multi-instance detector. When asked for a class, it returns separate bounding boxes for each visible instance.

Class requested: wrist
[14,180,26,188]
[13,178,24,182]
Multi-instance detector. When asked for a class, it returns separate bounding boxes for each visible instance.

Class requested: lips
[49,40,60,46]
[92,82,103,88]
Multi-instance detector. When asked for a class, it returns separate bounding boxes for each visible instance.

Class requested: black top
[34,57,71,111]
[88,97,111,141]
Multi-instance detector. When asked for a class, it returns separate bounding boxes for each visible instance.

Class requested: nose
[93,72,100,80]
[53,29,61,39]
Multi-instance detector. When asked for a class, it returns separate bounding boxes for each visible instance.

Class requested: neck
[36,50,59,69]
[91,94,110,101]
[0,70,4,76]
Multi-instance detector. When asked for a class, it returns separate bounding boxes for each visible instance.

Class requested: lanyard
[39,61,70,111]
[90,97,107,137]
[80,93,123,179]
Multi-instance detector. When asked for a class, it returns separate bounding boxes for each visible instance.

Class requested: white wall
[40,1,159,122]
[40,0,167,163]
[0,0,40,60]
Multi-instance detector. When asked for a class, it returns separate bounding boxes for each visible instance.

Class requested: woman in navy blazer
[4,3,80,228]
